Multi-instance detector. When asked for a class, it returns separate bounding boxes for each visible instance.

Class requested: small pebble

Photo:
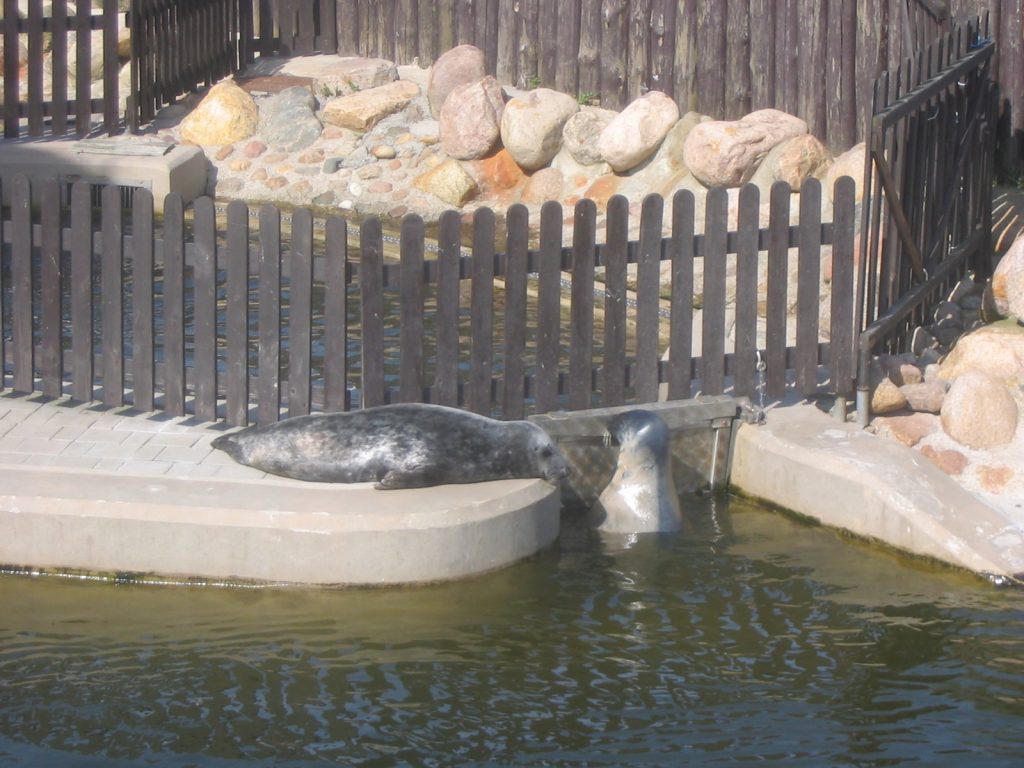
[229,159,251,172]
[372,145,397,159]
[215,145,234,161]
[367,181,393,194]
[243,140,268,158]
[266,176,288,190]
[357,164,383,180]
[250,168,268,181]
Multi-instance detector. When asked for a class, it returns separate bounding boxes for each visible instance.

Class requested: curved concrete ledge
[0,466,561,586]
[730,402,1024,581]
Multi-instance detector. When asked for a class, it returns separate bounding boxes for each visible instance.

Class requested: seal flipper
[374,468,433,490]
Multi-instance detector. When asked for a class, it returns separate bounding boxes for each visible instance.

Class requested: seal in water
[589,409,683,533]
[210,403,570,490]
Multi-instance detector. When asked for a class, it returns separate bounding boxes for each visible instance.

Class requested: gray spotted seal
[211,403,570,490]
[589,409,683,533]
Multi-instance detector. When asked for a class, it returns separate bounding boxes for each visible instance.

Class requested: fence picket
[635,194,662,403]
[765,182,790,398]
[323,216,349,412]
[569,199,596,410]
[258,204,282,424]
[536,201,562,413]
[101,186,124,405]
[602,195,629,406]
[3,0,18,137]
[288,208,314,417]
[70,184,93,401]
[163,194,186,417]
[502,204,529,419]
[399,214,426,404]
[667,189,695,400]
[434,210,461,407]
[359,216,386,408]
[830,176,856,397]
[796,179,822,396]
[131,189,155,412]
[225,200,250,426]
[40,179,63,399]
[193,197,218,421]
[469,208,495,414]
[11,171,32,394]
[701,188,727,396]
[27,0,44,135]
[733,184,759,398]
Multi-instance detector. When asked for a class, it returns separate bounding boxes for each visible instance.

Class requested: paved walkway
[0,393,263,481]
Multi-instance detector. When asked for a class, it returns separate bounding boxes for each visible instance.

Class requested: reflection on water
[1,497,1023,767]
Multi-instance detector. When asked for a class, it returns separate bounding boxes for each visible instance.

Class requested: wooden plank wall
[326,0,1021,156]
[0,173,857,422]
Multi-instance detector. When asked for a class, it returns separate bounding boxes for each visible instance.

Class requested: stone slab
[0,138,207,212]
[730,401,1024,582]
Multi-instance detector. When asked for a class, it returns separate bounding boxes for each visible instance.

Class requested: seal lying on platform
[589,409,683,533]
[210,403,570,490]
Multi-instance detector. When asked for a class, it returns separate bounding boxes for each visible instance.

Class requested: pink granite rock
[872,412,939,446]
[682,109,808,187]
[427,44,486,117]
[439,76,505,160]
[598,91,680,172]
[500,88,579,171]
[919,444,968,475]
[520,167,565,204]
[992,231,1024,320]
[940,370,1018,449]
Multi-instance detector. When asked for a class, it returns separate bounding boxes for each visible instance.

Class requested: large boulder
[180,80,258,145]
[940,371,1019,449]
[258,86,322,152]
[413,158,479,206]
[427,44,486,117]
[938,322,1024,387]
[321,80,421,132]
[562,107,617,166]
[439,76,505,160]
[468,148,528,195]
[748,134,830,193]
[824,142,867,201]
[598,91,680,173]
[274,55,398,95]
[992,232,1024,321]
[500,88,579,172]
[520,167,565,204]
[682,109,808,187]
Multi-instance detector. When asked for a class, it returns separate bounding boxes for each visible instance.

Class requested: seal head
[589,409,683,533]
[211,403,569,490]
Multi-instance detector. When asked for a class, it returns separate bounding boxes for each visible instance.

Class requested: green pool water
[1,497,1022,767]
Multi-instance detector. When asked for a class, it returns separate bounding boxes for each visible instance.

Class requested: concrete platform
[0,137,207,211]
[0,395,560,586]
[730,401,1024,583]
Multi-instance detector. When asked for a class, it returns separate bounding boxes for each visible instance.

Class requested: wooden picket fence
[0,174,856,423]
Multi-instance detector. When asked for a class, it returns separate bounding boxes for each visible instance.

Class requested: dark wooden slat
[417,0,437,62]
[650,0,677,99]
[502,204,529,419]
[131,188,155,411]
[70,182,93,401]
[27,0,44,135]
[830,176,857,397]
[626,0,650,101]
[667,189,695,400]
[288,208,314,417]
[338,0,360,54]
[538,0,558,86]
[496,0,517,85]
[468,207,495,415]
[192,197,217,421]
[399,214,426,403]
[555,0,581,94]
[600,0,627,109]
[434,210,461,407]
[11,177,32,393]
[700,188,727,397]
[674,0,698,117]
[796,179,822,396]
[258,204,281,425]
[535,201,563,413]
[3,0,19,137]
[725,0,751,116]
[0,178,5,388]
[162,193,186,417]
[40,178,62,398]
[602,195,629,406]
[749,0,774,109]
[359,216,386,408]
[569,199,596,411]
[578,0,602,99]
[323,216,349,412]
[101,185,124,406]
[695,0,726,117]
[733,184,760,398]
[765,182,790,398]
[517,0,538,86]
[635,194,662,404]
[225,200,249,426]
[103,0,120,133]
